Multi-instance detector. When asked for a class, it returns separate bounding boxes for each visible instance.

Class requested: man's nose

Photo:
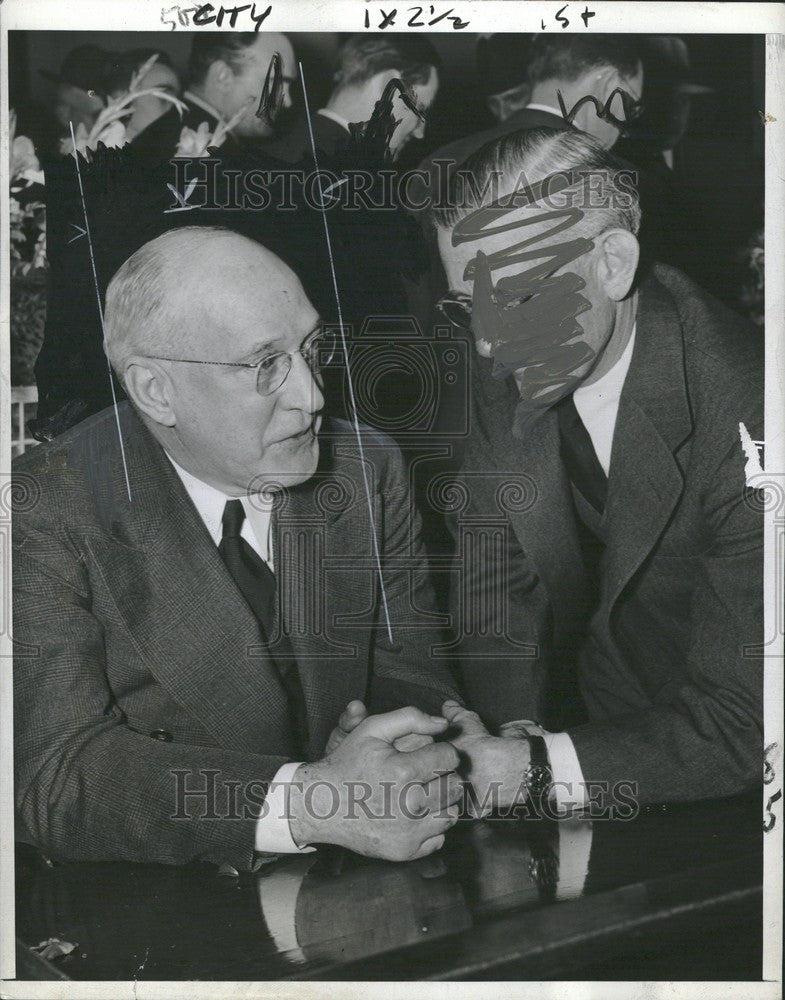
[283,352,325,413]
[281,82,294,110]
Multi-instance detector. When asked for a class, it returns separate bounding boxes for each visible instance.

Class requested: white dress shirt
[537,324,637,813]
[168,457,313,855]
[524,102,564,117]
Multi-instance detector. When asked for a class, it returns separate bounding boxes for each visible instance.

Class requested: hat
[40,44,114,98]
[476,34,534,99]
[647,37,713,95]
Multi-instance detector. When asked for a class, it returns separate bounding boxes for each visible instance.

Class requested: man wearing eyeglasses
[130,32,297,161]
[423,126,764,814]
[13,226,463,869]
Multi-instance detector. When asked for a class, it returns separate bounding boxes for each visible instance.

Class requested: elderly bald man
[13,226,462,870]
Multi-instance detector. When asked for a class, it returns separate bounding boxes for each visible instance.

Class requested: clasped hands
[289,700,531,863]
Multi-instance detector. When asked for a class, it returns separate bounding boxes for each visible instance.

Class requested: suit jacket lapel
[273,452,374,758]
[475,361,589,646]
[94,406,299,754]
[602,270,693,612]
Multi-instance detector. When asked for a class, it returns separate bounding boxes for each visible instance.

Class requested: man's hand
[325,700,436,754]
[325,701,368,753]
[290,707,462,861]
[442,700,531,817]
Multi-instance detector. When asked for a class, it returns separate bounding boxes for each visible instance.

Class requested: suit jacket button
[150,729,173,742]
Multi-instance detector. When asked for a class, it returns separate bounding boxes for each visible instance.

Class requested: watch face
[525,763,552,798]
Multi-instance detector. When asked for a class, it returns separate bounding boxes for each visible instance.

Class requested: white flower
[94,119,127,149]
[175,121,213,157]
[11,134,40,177]
[59,122,91,158]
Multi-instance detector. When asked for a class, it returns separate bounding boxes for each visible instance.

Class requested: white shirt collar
[575,323,636,402]
[317,107,351,132]
[572,324,637,476]
[166,455,274,565]
[525,102,563,117]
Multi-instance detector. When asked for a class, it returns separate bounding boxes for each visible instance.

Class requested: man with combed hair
[13,226,463,869]
[130,32,296,158]
[264,34,441,162]
[413,127,763,813]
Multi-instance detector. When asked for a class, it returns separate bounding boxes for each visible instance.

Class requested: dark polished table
[14,793,762,982]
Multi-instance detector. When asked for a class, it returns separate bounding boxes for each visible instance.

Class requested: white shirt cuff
[255,762,317,855]
[544,732,589,816]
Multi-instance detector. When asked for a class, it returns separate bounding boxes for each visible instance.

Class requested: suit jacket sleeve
[13,522,290,870]
[365,441,461,716]
[567,407,764,804]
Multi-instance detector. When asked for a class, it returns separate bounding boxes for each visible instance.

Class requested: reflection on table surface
[15,792,762,981]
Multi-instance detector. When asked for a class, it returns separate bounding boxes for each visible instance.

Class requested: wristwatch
[522,731,554,808]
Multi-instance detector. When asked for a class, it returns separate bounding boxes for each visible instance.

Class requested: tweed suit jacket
[450,263,764,803]
[262,112,351,164]
[13,405,457,869]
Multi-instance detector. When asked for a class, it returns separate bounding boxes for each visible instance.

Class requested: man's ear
[594,228,639,301]
[123,358,177,427]
[593,64,624,107]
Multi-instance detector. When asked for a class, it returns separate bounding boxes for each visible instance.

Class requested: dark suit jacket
[129,95,245,161]
[418,107,569,190]
[450,264,764,803]
[13,405,457,868]
[262,111,351,164]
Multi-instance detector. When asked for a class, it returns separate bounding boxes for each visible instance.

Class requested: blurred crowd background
[8,31,766,450]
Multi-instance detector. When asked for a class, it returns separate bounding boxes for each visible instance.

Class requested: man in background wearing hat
[40,43,111,143]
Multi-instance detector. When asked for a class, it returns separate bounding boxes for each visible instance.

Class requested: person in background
[264,34,441,163]
[476,34,533,125]
[39,44,110,142]
[615,36,713,277]
[418,35,642,204]
[103,48,182,142]
[130,32,296,159]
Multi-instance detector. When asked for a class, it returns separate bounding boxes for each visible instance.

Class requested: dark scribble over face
[437,202,618,408]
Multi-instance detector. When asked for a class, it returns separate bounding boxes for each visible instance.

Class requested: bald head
[105,226,325,495]
[104,227,307,379]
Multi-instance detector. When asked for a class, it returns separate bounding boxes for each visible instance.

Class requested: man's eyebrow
[234,322,322,364]
[301,320,323,342]
[235,339,283,364]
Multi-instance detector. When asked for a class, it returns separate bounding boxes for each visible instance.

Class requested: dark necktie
[218,499,309,757]
[556,393,608,514]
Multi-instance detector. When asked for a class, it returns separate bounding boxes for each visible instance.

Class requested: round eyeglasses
[145,327,337,397]
[436,291,473,331]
